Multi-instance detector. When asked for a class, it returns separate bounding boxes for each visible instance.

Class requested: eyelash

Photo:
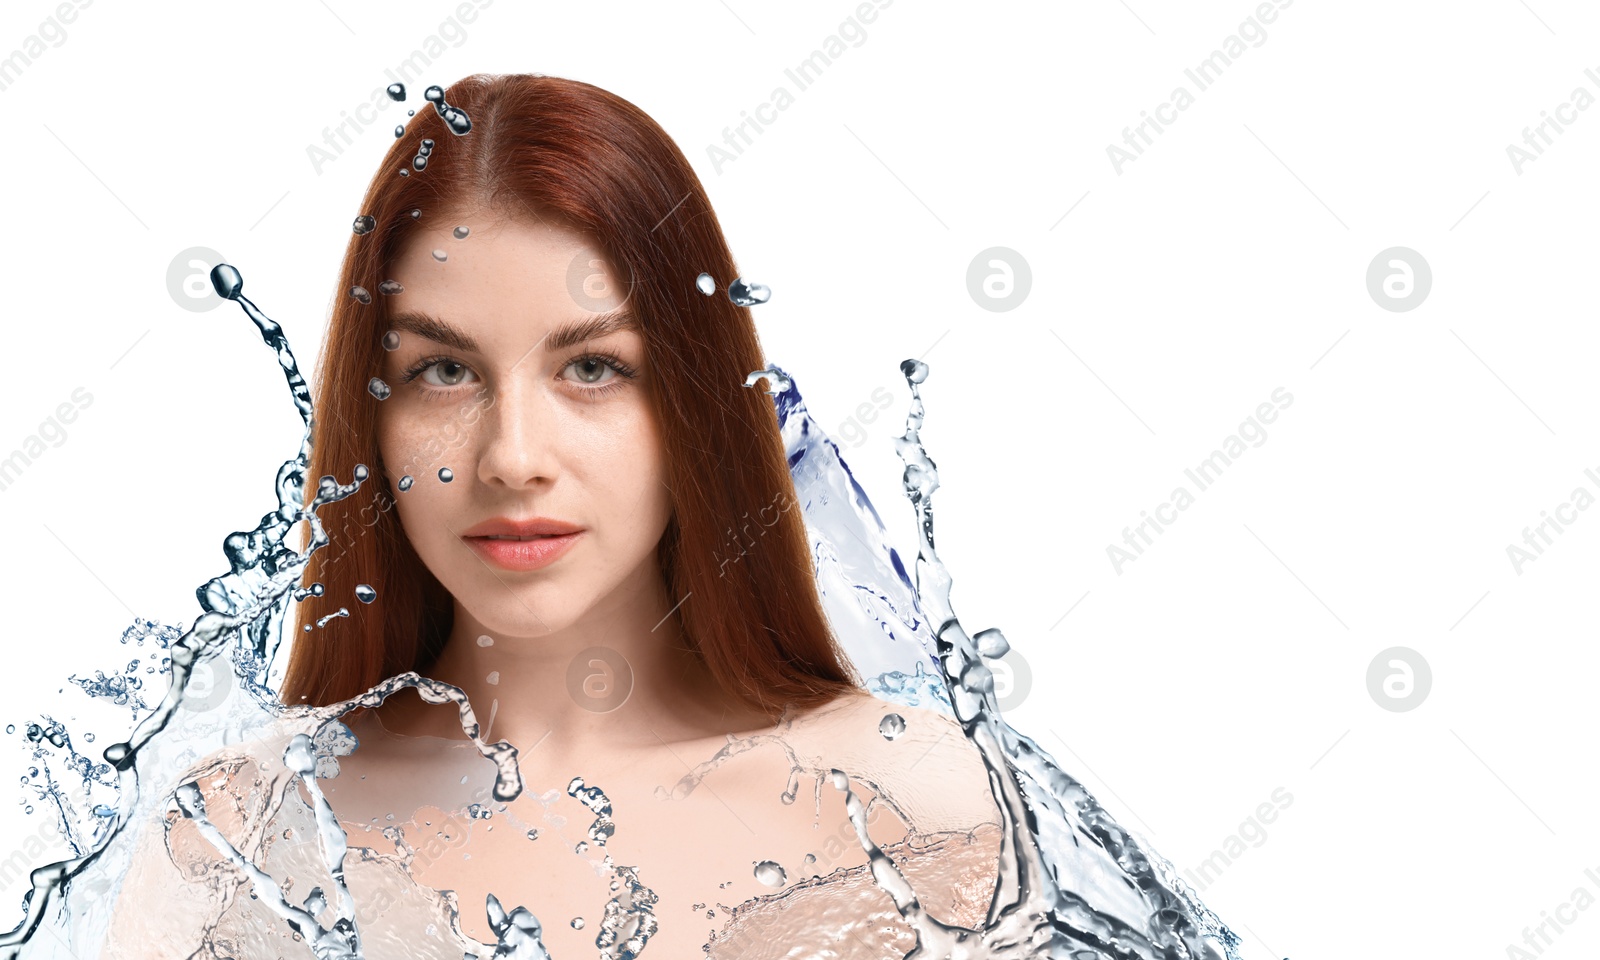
[398,351,639,401]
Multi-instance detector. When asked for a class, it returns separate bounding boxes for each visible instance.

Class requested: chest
[325,742,901,956]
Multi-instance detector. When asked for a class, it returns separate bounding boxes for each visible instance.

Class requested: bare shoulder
[784,690,1004,838]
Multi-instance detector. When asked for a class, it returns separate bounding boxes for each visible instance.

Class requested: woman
[104,74,1004,959]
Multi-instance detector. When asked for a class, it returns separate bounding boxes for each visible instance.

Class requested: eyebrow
[387,309,639,355]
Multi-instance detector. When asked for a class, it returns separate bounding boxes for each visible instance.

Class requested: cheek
[378,397,488,485]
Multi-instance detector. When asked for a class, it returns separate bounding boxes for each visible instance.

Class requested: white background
[1,1,1597,958]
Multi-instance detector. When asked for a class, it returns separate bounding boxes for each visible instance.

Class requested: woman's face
[375,213,671,639]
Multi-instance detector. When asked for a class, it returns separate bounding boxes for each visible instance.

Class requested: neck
[372,563,773,765]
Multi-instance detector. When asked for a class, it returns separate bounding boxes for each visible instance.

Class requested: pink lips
[465,531,583,572]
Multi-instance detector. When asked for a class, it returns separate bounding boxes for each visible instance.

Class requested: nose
[475,379,563,489]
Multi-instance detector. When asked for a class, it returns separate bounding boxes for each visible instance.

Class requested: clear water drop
[431,249,448,262]
[352,215,376,235]
[393,125,404,138]
[398,475,413,492]
[209,264,243,300]
[367,378,391,401]
[453,225,470,239]
[424,85,473,135]
[975,627,1010,658]
[378,280,403,296]
[476,635,494,647]
[753,860,787,887]
[381,330,401,351]
[438,467,453,483]
[878,713,907,740]
[350,285,371,305]
[727,278,771,306]
[354,584,377,604]
[386,83,405,101]
[409,208,421,219]
[695,272,716,295]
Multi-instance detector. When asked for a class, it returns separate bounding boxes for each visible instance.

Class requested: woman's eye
[566,358,615,384]
[422,361,473,386]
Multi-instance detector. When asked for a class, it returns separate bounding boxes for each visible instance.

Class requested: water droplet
[350,285,371,305]
[802,853,816,865]
[355,584,377,604]
[526,828,539,840]
[398,475,413,492]
[210,264,243,301]
[381,331,402,352]
[975,628,1010,658]
[476,635,494,647]
[407,109,415,117]
[310,582,324,597]
[727,278,771,306]
[453,225,470,239]
[386,83,406,101]
[696,272,716,296]
[367,378,391,401]
[399,169,409,177]
[753,860,787,887]
[352,215,376,235]
[900,358,928,383]
[378,280,404,296]
[485,671,499,685]
[409,208,422,219]
[85,733,95,743]
[570,917,585,930]
[438,467,453,483]
[393,125,405,138]
[878,713,907,740]
[424,85,473,135]
[431,249,448,262]
[412,138,434,172]
[574,840,588,855]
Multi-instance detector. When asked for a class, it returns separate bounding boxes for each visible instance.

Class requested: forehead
[386,214,633,347]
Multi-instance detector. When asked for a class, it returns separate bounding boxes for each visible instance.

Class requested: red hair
[281,73,861,718]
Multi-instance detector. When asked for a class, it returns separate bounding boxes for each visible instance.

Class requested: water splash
[0,276,1253,960]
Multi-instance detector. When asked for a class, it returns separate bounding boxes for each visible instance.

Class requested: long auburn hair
[280,73,861,719]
